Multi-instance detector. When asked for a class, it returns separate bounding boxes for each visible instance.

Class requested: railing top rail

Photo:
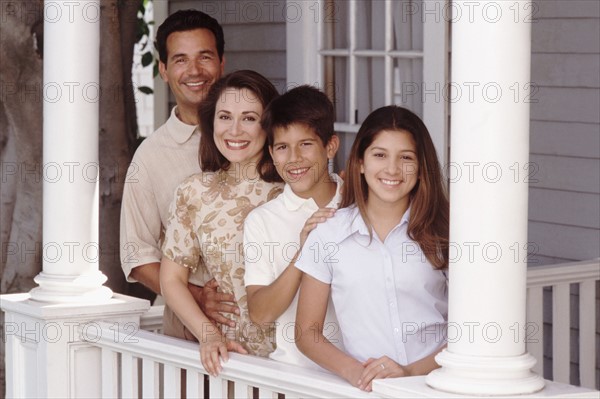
[527,258,600,287]
[139,304,164,329]
[83,321,376,399]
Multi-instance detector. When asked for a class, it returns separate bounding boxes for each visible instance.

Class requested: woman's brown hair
[198,70,282,182]
[341,106,449,269]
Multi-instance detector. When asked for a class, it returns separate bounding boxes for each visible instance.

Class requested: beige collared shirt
[120,106,209,284]
[162,169,283,356]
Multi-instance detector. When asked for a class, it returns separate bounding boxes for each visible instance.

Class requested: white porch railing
[139,304,164,334]
[82,259,598,398]
[84,321,376,399]
[526,258,600,390]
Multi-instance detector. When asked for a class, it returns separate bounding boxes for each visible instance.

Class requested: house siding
[168,0,287,108]
[528,0,600,266]
[530,0,600,388]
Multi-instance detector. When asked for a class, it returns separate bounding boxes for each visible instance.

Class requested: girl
[295,106,449,391]
[160,70,283,376]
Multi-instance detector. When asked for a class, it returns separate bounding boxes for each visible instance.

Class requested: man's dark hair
[261,85,335,147]
[155,9,225,64]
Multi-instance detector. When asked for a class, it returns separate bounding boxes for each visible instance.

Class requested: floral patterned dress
[163,169,282,356]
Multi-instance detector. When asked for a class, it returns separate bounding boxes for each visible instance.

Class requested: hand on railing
[200,333,248,377]
[357,356,407,391]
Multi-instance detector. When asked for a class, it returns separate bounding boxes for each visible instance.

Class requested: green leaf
[153,62,159,78]
[141,51,153,67]
[138,86,153,95]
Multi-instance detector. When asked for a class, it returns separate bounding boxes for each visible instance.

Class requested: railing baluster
[258,388,277,398]
[233,381,250,399]
[209,375,226,398]
[185,370,201,397]
[164,364,181,398]
[142,358,159,398]
[121,352,138,398]
[101,348,118,398]
[552,283,571,384]
[579,280,596,389]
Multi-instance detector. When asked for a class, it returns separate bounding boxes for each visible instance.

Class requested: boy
[244,85,343,369]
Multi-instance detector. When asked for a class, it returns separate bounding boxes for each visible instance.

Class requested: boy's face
[270,123,339,200]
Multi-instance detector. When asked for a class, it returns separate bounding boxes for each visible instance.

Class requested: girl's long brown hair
[341,106,449,269]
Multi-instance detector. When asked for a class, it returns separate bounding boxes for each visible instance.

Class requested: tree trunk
[0,0,44,294]
[98,0,143,296]
[0,2,44,397]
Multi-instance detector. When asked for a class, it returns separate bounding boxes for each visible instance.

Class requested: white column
[29,0,111,302]
[286,0,321,87]
[426,1,544,395]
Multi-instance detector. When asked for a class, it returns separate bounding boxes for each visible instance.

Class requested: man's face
[159,28,224,122]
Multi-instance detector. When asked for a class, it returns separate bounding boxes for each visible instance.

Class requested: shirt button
[389,301,395,307]
[394,328,399,334]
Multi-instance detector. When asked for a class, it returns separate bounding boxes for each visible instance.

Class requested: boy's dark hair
[155,9,225,64]
[261,85,335,146]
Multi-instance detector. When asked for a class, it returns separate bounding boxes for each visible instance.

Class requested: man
[120,10,237,327]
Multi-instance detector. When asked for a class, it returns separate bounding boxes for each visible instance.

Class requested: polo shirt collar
[340,204,412,242]
[167,106,199,144]
[282,173,343,212]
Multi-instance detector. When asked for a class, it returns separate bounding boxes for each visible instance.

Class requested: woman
[160,70,283,376]
[295,106,449,391]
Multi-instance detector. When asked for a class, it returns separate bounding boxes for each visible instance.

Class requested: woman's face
[213,87,266,171]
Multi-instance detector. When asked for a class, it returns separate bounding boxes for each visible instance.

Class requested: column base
[29,271,113,303]
[426,349,545,396]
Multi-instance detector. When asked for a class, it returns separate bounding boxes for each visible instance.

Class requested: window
[287,0,448,168]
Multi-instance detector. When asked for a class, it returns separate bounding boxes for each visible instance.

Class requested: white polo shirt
[244,174,344,370]
[295,206,448,365]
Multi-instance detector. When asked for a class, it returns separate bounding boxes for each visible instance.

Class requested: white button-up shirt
[244,174,344,369]
[295,206,447,365]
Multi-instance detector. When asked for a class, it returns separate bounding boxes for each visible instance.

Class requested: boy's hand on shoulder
[299,208,336,248]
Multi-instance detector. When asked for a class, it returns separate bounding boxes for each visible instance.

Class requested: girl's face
[360,129,419,210]
[213,87,266,169]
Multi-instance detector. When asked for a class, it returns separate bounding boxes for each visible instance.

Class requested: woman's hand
[299,208,336,248]
[357,356,408,391]
[200,333,248,377]
[341,362,366,389]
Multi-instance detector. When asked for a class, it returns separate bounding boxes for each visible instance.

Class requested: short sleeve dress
[163,169,283,356]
